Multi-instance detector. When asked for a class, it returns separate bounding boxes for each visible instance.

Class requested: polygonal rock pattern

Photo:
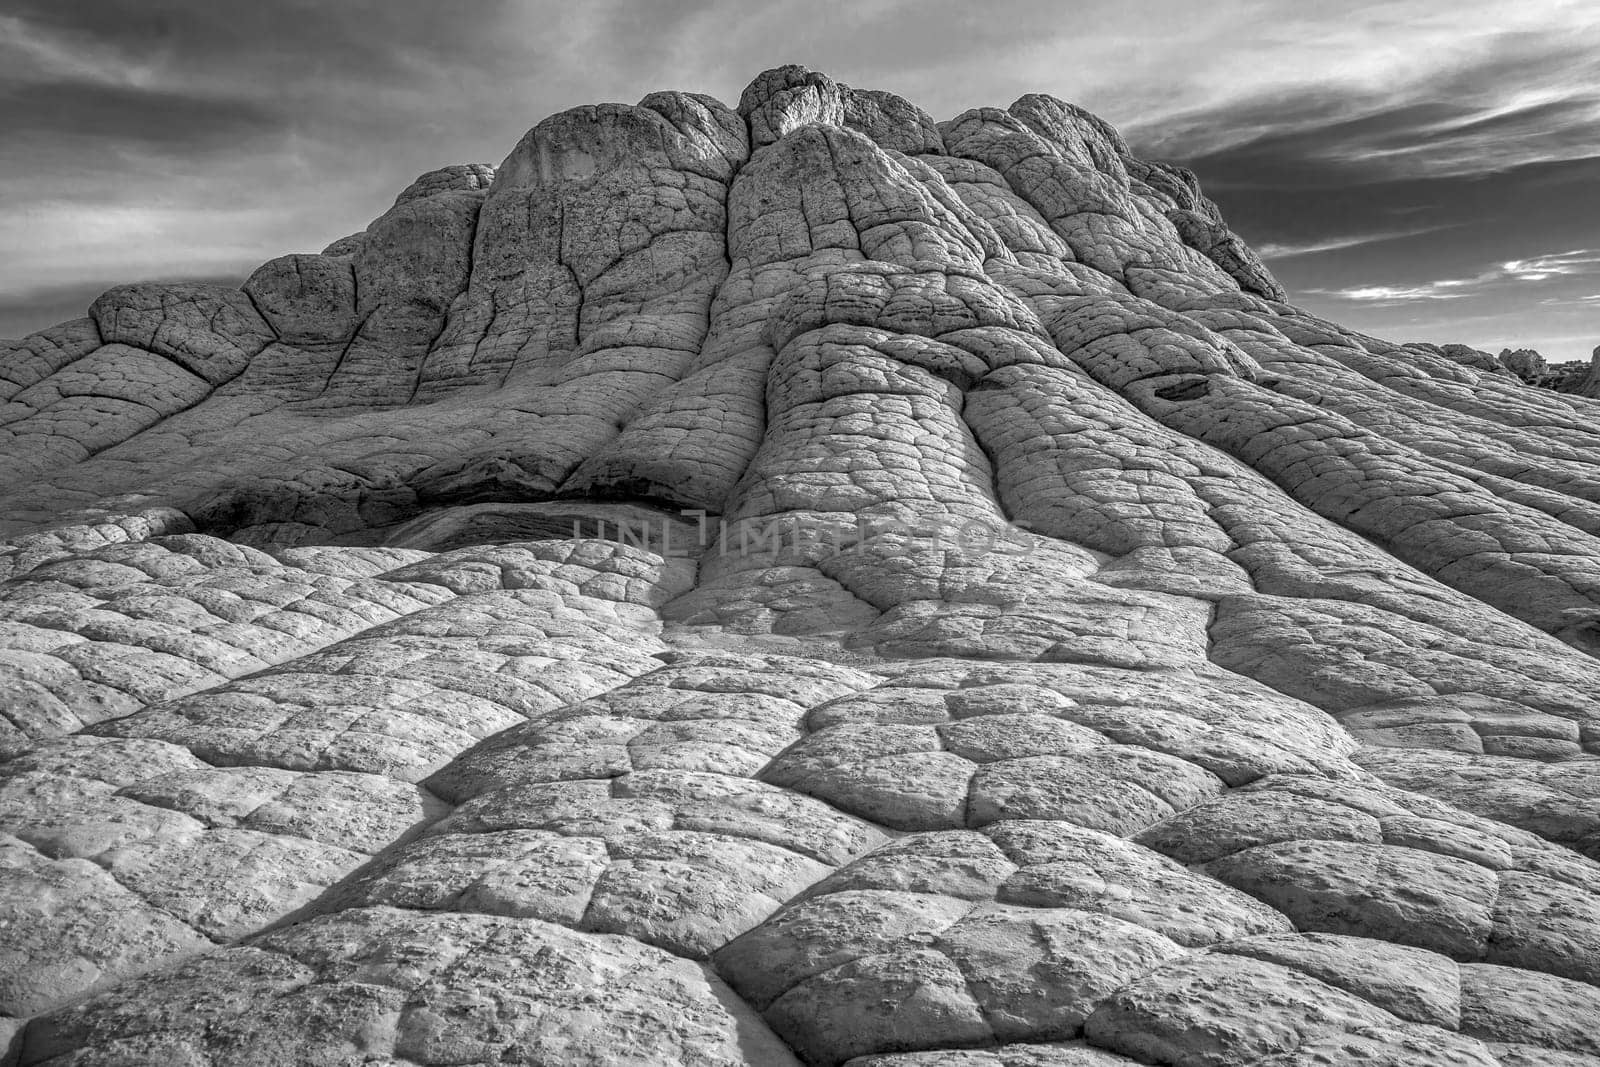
[2,64,1600,1065]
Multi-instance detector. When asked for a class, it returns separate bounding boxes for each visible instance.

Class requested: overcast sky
[3,0,1598,362]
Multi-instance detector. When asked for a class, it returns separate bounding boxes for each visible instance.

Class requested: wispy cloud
[0,12,153,87]
[1257,225,1454,260]
[1126,11,1600,184]
[1307,248,1600,304]
[1502,249,1600,281]
[1312,283,1475,304]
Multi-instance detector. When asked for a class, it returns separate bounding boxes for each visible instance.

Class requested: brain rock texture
[4,65,1600,1066]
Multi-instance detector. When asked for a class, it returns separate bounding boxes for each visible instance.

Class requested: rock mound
[3,65,1600,1065]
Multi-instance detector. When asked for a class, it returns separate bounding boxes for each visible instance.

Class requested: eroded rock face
[3,64,1600,1066]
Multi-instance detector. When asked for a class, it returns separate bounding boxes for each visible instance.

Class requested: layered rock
[2,65,1600,1066]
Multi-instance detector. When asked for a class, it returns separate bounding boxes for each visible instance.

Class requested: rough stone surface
[4,64,1600,1065]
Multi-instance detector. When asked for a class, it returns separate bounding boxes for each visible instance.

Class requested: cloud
[0,11,151,87]
[0,198,328,295]
[1307,247,1600,304]
[0,81,285,150]
[1137,84,1600,189]
[1312,283,1475,304]
[1538,292,1600,307]
[1126,14,1600,185]
[1502,249,1600,281]
[0,0,531,335]
[1257,225,1455,260]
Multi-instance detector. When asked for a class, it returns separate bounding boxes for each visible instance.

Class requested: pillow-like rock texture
[3,65,1600,1066]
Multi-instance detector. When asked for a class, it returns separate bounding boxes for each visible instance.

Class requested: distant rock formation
[1494,345,1600,397]
[4,64,1600,1066]
[1562,346,1600,397]
[1497,346,1547,381]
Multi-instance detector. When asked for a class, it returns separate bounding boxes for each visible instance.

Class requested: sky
[2,0,1598,362]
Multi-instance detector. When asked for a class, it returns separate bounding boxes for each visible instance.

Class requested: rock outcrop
[3,65,1600,1065]
[1553,347,1600,398]
[1497,347,1548,382]
[1495,345,1600,398]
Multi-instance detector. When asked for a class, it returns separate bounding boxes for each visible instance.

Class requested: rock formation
[1555,347,1600,398]
[1494,345,1600,398]
[1496,347,1547,382]
[3,65,1600,1065]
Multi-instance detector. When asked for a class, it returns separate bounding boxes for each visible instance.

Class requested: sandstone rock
[1459,962,1600,1055]
[1216,932,1463,1029]
[1498,347,1547,382]
[1203,839,1499,958]
[845,1045,1142,1066]
[23,908,803,1066]
[1083,953,1418,1065]
[937,904,1185,1041]
[3,65,1600,1065]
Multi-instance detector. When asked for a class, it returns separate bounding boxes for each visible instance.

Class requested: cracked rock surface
[3,65,1600,1065]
